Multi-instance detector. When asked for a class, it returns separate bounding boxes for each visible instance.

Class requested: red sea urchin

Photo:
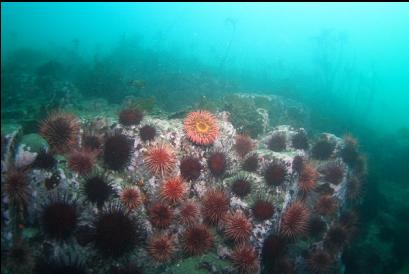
[201,189,230,224]
[179,156,202,181]
[223,210,252,243]
[252,199,275,221]
[147,234,175,263]
[68,149,97,176]
[182,224,214,256]
[4,169,31,208]
[207,151,228,177]
[179,201,200,226]
[160,177,188,204]
[315,195,338,216]
[144,143,176,177]
[103,134,133,171]
[92,204,143,258]
[234,134,255,158]
[280,201,310,239]
[148,202,174,229]
[230,244,260,274]
[39,112,80,154]
[298,162,318,194]
[119,108,143,126]
[120,187,143,211]
[184,110,219,145]
[307,249,333,273]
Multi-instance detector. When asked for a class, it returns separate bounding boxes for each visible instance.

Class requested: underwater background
[1,2,408,274]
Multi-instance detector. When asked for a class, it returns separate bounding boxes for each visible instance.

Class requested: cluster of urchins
[2,107,366,274]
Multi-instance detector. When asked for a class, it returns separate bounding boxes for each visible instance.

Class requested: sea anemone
[280,201,310,239]
[139,124,156,142]
[160,177,188,204]
[179,156,202,181]
[319,161,344,185]
[68,149,97,175]
[82,175,114,207]
[308,215,327,239]
[4,169,31,208]
[119,108,143,126]
[147,234,175,263]
[201,189,230,224]
[307,249,333,273]
[242,153,259,172]
[40,194,78,241]
[315,195,338,216]
[311,137,335,160]
[91,204,143,258]
[291,130,309,150]
[39,112,80,154]
[178,200,200,226]
[230,244,260,274]
[32,149,56,170]
[264,159,288,187]
[144,143,176,177]
[298,162,318,194]
[252,199,275,221]
[148,202,174,229]
[120,187,143,211]
[223,210,252,243]
[292,155,304,174]
[324,225,349,251]
[268,132,286,152]
[82,134,102,152]
[234,134,254,157]
[5,242,34,274]
[182,224,214,256]
[184,110,219,145]
[207,151,228,177]
[103,134,133,171]
[340,135,359,166]
[230,174,252,198]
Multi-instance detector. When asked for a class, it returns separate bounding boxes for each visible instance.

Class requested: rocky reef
[1,103,365,274]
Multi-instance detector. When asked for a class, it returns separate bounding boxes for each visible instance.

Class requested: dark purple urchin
[207,151,228,177]
[264,160,288,187]
[291,155,304,174]
[261,234,288,266]
[268,132,287,152]
[180,156,202,181]
[324,225,349,251]
[40,194,79,241]
[230,175,252,198]
[34,256,88,274]
[32,149,56,170]
[119,108,143,126]
[91,204,144,258]
[340,135,359,166]
[311,138,335,160]
[109,263,145,274]
[291,130,309,150]
[242,153,259,172]
[103,134,133,171]
[308,215,327,239]
[82,175,114,208]
[139,125,156,142]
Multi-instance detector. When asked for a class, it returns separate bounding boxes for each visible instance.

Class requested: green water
[1,3,408,274]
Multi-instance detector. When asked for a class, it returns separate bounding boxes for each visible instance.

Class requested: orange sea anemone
[184,110,219,145]
[144,143,176,177]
